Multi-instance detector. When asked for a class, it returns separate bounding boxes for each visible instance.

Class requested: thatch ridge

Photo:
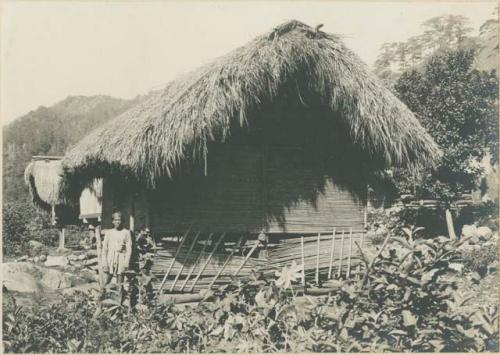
[25,158,64,210]
[62,20,441,195]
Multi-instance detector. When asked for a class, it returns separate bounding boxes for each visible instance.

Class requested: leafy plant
[3,226,499,353]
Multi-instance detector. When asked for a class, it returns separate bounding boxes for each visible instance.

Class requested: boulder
[3,262,39,274]
[83,258,98,266]
[45,255,69,267]
[79,269,99,282]
[28,240,45,249]
[40,269,74,289]
[39,255,47,262]
[462,224,477,238]
[62,283,100,297]
[476,226,493,240]
[2,262,42,293]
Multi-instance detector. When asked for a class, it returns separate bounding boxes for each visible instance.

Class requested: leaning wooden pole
[180,233,214,292]
[233,241,259,277]
[208,236,243,290]
[189,233,226,292]
[156,226,192,296]
[170,232,201,292]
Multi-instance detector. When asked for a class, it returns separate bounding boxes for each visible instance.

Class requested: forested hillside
[3,95,141,203]
[374,13,498,87]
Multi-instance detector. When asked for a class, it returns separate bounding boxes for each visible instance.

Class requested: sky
[1,1,497,125]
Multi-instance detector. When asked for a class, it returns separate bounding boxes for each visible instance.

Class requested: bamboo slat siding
[153,229,368,294]
[151,145,365,234]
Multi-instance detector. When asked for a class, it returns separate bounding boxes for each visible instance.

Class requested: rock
[45,255,69,267]
[3,262,39,274]
[40,269,74,289]
[2,262,43,293]
[39,255,47,262]
[28,240,45,249]
[16,255,28,262]
[33,256,40,263]
[68,254,79,261]
[79,269,98,282]
[77,254,88,261]
[83,258,98,266]
[64,265,79,273]
[462,224,477,238]
[85,250,98,257]
[476,226,493,239]
[62,283,100,297]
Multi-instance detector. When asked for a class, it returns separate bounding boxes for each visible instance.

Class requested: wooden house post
[58,228,65,250]
[129,193,136,232]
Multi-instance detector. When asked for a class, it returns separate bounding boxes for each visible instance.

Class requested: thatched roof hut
[60,20,441,199]
[46,20,444,291]
[24,156,64,211]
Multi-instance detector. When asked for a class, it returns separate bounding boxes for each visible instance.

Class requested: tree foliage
[393,48,498,201]
[2,201,60,257]
[2,95,140,204]
[374,15,478,86]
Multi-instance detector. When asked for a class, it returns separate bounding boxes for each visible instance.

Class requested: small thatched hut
[50,20,440,290]
[24,156,65,222]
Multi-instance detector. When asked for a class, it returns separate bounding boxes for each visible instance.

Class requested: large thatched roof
[62,20,441,194]
[25,157,64,210]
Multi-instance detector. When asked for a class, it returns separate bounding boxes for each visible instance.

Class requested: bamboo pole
[233,241,259,277]
[315,233,321,285]
[357,232,364,280]
[301,236,306,288]
[347,228,353,278]
[179,233,214,292]
[95,225,103,286]
[208,236,243,290]
[189,233,226,292]
[337,229,345,278]
[156,225,192,296]
[170,232,201,292]
[328,228,336,279]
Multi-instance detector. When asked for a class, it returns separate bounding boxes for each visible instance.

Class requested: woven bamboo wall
[150,145,366,235]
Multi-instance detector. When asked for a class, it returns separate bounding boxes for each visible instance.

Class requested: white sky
[1,1,496,125]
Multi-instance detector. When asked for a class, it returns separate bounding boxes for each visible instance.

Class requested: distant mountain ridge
[3,94,142,203]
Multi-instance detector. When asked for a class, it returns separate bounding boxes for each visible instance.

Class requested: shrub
[2,201,59,257]
[3,227,499,353]
[462,246,499,276]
